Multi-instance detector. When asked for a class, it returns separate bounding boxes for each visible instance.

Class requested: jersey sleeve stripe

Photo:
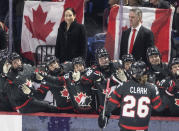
[152,96,160,103]
[109,98,120,105]
[37,88,44,94]
[14,98,32,110]
[113,90,121,98]
[94,71,100,74]
[40,85,49,90]
[120,124,148,130]
[82,76,92,83]
[153,99,162,110]
[7,79,13,84]
[165,90,174,96]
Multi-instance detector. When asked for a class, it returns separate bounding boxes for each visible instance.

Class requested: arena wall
[0,112,179,131]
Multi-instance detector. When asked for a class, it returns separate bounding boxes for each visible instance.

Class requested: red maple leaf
[24,5,55,42]
[61,88,70,100]
[175,99,179,106]
[74,93,87,104]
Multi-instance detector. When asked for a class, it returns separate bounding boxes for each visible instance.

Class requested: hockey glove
[116,69,127,82]
[21,84,31,95]
[3,60,11,74]
[72,71,81,82]
[36,72,44,81]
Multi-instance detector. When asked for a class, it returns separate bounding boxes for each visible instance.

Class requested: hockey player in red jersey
[98,61,165,131]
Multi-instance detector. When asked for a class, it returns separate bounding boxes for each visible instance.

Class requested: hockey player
[5,52,58,113]
[82,48,123,113]
[93,48,116,78]
[146,46,170,116]
[112,60,128,85]
[159,57,179,116]
[65,57,97,113]
[122,54,135,71]
[38,56,98,113]
[95,60,129,113]
[146,46,169,84]
[32,55,74,113]
[0,48,13,111]
[43,55,73,76]
[98,61,165,131]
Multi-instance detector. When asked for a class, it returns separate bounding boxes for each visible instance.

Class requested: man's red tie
[129,29,136,54]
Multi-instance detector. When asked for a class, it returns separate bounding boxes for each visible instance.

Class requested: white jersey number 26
[122,95,150,118]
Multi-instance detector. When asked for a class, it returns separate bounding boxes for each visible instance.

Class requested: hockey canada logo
[175,99,179,106]
[74,92,92,107]
[61,88,70,100]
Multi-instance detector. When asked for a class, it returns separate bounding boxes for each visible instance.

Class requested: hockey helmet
[44,55,62,75]
[8,52,23,71]
[169,57,179,70]
[44,55,59,67]
[8,52,21,64]
[130,60,147,79]
[122,54,135,63]
[95,48,109,60]
[113,60,123,70]
[72,57,85,67]
[146,46,161,58]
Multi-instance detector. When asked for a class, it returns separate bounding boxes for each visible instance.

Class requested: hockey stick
[100,78,110,131]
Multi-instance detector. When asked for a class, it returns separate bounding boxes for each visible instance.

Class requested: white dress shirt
[127,23,142,53]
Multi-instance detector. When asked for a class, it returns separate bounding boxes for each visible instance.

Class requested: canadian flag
[21,1,84,62]
[105,6,174,62]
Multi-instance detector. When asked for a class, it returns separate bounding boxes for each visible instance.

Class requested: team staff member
[120,8,154,63]
[55,7,87,63]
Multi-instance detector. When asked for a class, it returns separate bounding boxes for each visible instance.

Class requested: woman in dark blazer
[55,8,87,63]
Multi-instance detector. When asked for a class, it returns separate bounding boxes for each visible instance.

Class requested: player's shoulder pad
[145,82,159,95]
[61,61,73,73]
[145,82,155,88]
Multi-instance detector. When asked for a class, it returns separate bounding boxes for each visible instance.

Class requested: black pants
[19,98,59,113]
